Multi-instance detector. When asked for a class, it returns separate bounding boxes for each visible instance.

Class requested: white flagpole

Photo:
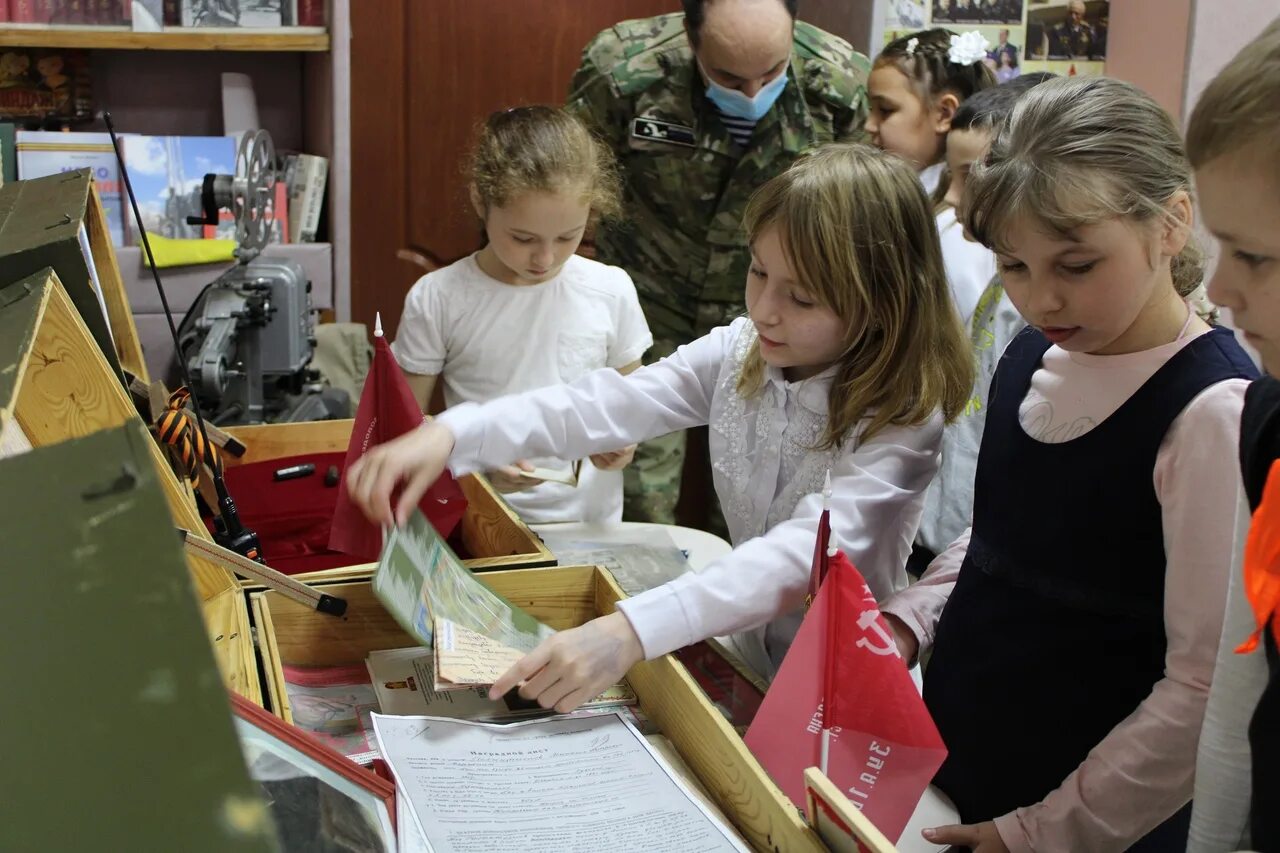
[824,469,837,558]
[821,467,836,777]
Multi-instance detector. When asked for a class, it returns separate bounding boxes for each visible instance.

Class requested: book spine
[46,0,70,24]
[13,0,51,22]
[298,0,324,27]
[162,0,178,25]
[0,1,9,23]
[290,154,328,243]
[272,179,290,244]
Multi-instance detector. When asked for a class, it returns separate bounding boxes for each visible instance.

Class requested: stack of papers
[372,712,750,852]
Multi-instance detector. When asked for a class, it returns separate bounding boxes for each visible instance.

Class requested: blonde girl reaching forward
[350,143,973,690]
[392,105,651,524]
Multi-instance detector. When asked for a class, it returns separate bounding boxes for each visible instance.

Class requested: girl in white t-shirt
[392,105,652,524]
[349,142,974,685]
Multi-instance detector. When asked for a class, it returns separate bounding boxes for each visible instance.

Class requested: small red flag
[328,323,467,560]
[745,551,946,844]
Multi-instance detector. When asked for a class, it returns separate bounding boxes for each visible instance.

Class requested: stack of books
[2,1,327,28]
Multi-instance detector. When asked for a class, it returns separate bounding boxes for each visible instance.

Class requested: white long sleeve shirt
[438,318,943,676]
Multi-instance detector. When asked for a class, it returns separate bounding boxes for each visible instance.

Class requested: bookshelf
[0,26,329,51]
[1,0,352,380]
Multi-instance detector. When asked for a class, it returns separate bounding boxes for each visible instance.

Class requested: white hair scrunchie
[948,30,990,65]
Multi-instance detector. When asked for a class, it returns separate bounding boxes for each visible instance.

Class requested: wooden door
[349,0,673,342]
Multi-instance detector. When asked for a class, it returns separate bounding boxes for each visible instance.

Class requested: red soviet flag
[329,317,467,560]
[745,551,946,844]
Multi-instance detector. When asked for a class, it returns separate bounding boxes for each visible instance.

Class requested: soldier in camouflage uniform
[567,0,870,525]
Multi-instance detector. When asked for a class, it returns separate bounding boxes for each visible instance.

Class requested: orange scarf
[1239,458,1280,654]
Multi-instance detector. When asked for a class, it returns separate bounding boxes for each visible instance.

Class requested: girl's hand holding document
[487,612,644,714]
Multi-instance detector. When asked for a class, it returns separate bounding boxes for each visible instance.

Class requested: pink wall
[1184,0,1280,120]
[1105,0,1194,120]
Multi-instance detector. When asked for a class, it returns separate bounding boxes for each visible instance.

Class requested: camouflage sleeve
[793,23,871,143]
[567,33,629,157]
[833,54,870,142]
[833,91,868,142]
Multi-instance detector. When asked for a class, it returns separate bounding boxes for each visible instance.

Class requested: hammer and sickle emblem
[855,610,900,657]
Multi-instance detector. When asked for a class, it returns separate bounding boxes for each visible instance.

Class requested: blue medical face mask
[701,63,789,122]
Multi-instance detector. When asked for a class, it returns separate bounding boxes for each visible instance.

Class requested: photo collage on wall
[884,0,1110,79]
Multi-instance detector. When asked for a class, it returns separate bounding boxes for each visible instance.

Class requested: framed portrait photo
[230,693,396,853]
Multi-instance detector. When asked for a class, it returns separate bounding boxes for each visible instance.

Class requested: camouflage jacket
[568,13,869,341]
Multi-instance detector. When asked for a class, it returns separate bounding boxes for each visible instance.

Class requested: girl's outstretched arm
[491,411,944,712]
[347,327,730,526]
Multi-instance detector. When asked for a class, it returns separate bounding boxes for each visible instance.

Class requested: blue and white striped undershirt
[715,110,758,147]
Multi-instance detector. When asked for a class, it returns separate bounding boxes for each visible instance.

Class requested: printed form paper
[371,712,749,853]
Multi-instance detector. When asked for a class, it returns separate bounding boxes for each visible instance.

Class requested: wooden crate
[0,169,147,384]
[0,269,258,703]
[221,418,556,581]
[252,565,828,853]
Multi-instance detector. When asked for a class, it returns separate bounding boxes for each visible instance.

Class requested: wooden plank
[252,595,288,717]
[475,564,597,629]
[258,581,419,666]
[203,586,261,705]
[0,26,329,51]
[259,565,599,667]
[804,768,897,853]
[458,473,556,568]
[86,182,147,383]
[222,418,353,465]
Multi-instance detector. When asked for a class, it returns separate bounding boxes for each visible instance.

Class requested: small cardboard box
[221,418,556,580]
[0,269,258,702]
[252,565,829,852]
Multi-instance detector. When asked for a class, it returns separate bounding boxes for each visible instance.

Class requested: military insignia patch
[631,117,696,147]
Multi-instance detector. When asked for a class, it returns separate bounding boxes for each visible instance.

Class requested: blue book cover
[120,134,236,242]
[15,131,126,247]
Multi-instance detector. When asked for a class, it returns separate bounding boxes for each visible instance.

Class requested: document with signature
[371,712,749,853]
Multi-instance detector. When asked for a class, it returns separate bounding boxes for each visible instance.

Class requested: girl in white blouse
[347,142,973,706]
